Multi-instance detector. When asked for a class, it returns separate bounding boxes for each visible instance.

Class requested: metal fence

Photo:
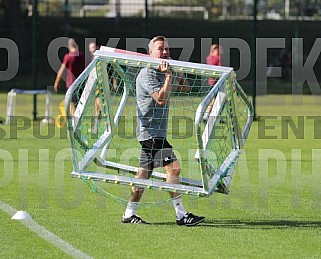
[22,0,213,19]
[20,0,321,20]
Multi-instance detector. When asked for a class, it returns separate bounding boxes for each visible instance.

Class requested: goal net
[65,46,253,197]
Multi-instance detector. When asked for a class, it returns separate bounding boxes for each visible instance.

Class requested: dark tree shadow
[197,219,321,229]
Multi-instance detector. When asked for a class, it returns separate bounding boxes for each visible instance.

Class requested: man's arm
[151,70,172,106]
[54,64,66,92]
[151,61,172,106]
[172,72,190,93]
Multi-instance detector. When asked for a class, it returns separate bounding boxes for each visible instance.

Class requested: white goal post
[65,46,254,197]
[6,88,53,124]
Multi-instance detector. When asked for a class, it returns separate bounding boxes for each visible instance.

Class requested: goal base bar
[71,146,243,197]
[94,157,203,188]
[71,171,208,196]
[71,170,230,197]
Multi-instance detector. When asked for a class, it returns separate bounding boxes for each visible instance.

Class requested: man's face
[149,40,170,59]
[88,43,97,55]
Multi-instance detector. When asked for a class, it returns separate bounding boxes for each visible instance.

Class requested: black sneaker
[176,212,205,226]
[216,181,229,194]
[121,215,149,224]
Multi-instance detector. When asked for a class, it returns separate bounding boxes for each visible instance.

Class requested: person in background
[89,40,119,93]
[88,41,102,134]
[54,38,85,115]
[203,43,222,121]
[88,41,100,61]
[203,43,228,194]
[206,44,221,67]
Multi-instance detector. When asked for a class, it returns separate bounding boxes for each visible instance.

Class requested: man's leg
[164,160,182,198]
[203,99,214,121]
[130,168,149,202]
[70,102,76,116]
[92,97,101,134]
[164,160,205,226]
[164,160,188,219]
[122,168,150,224]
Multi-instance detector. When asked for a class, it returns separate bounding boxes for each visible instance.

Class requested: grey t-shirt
[136,67,170,141]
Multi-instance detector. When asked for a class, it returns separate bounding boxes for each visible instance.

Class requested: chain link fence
[19,0,321,20]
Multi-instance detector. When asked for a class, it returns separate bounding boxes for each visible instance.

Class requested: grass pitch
[0,93,321,258]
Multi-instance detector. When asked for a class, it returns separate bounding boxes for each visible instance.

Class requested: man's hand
[54,83,59,93]
[157,60,171,74]
[54,63,66,93]
[173,71,190,93]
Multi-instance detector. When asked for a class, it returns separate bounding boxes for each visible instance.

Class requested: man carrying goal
[121,36,205,226]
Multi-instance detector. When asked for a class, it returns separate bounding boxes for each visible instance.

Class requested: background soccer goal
[65,46,253,197]
[6,88,52,124]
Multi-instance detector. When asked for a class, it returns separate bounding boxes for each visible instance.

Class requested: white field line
[0,200,93,259]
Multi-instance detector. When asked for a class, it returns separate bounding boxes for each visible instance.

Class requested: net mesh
[65,47,253,198]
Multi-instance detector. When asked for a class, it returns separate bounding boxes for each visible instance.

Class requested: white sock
[124,201,137,218]
[172,197,187,220]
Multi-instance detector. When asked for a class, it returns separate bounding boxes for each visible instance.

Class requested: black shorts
[139,138,177,173]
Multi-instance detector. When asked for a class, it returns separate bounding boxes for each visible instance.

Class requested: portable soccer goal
[65,46,253,197]
[6,88,52,124]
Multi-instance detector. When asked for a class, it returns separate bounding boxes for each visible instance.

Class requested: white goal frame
[65,47,254,197]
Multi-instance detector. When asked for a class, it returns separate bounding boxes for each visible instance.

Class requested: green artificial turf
[0,93,321,258]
